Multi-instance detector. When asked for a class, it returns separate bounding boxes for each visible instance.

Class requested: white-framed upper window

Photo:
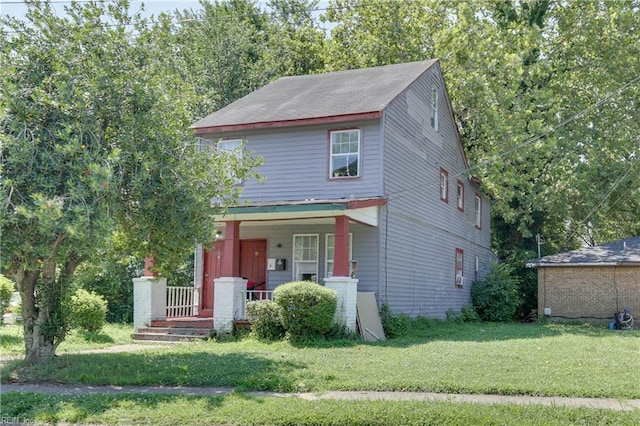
[457,180,464,211]
[475,194,482,229]
[440,168,449,202]
[330,129,360,178]
[196,137,213,153]
[325,233,353,278]
[430,86,439,131]
[218,138,244,184]
[293,234,318,283]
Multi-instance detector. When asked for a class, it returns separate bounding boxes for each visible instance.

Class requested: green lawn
[1,392,638,426]
[2,321,639,425]
[1,323,135,357]
[2,321,640,398]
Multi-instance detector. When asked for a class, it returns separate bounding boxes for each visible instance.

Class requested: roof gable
[192,60,438,134]
[526,236,640,267]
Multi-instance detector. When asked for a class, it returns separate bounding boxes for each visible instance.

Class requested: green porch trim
[227,203,348,214]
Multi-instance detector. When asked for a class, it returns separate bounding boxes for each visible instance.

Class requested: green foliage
[471,262,521,322]
[0,0,261,363]
[460,304,481,322]
[446,305,481,323]
[72,252,140,324]
[68,289,108,333]
[380,303,411,338]
[273,281,337,339]
[245,299,285,341]
[0,275,14,315]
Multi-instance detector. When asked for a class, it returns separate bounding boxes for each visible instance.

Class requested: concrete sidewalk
[2,384,639,411]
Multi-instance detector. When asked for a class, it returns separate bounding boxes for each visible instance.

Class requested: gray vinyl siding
[380,62,494,318]
[237,222,379,292]
[206,121,383,203]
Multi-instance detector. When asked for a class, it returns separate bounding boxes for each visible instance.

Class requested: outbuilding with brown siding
[526,236,640,322]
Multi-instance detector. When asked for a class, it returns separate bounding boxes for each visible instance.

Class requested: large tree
[0,0,259,364]
[322,0,640,315]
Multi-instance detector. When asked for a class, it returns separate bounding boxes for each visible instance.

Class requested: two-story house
[179,59,494,333]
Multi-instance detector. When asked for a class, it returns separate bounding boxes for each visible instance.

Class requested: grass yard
[1,323,134,357]
[1,392,638,426]
[2,321,640,399]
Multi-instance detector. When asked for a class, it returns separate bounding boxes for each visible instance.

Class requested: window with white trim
[440,168,449,202]
[330,129,360,178]
[475,194,482,229]
[455,249,464,287]
[456,180,464,211]
[325,233,353,278]
[293,234,318,282]
[430,86,439,131]
[218,138,244,184]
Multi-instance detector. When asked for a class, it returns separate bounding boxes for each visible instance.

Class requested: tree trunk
[16,260,72,364]
[17,251,85,364]
[16,268,56,364]
[23,321,57,364]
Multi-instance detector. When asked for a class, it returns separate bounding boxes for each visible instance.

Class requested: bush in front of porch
[246,300,285,341]
[274,281,337,339]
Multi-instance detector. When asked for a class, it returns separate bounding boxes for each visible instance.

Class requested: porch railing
[166,286,199,318]
[238,290,274,319]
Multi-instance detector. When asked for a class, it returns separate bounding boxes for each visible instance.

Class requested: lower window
[293,234,318,282]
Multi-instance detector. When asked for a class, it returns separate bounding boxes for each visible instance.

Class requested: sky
[1,0,333,33]
[0,0,206,19]
[0,0,332,20]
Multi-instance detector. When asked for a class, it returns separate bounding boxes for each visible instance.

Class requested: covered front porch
[133,197,385,337]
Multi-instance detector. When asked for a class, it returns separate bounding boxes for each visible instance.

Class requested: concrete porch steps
[132,317,214,343]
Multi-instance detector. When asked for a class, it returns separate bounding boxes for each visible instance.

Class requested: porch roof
[216,197,386,227]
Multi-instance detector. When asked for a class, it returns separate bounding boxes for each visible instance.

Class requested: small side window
[430,86,439,131]
[475,194,482,229]
[455,249,464,287]
[456,180,464,211]
[440,168,448,203]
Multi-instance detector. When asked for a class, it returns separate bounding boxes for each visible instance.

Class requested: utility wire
[565,156,639,245]
[388,73,640,200]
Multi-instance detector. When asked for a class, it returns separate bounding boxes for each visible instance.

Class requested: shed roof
[526,235,640,267]
[191,60,438,134]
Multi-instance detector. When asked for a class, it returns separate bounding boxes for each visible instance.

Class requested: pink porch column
[221,221,240,277]
[325,216,357,331]
[333,215,350,276]
[214,220,245,335]
[143,256,157,277]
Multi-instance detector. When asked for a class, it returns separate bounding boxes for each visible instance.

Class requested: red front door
[240,240,267,287]
[200,239,267,317]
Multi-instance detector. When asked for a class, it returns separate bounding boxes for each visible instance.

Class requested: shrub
[0,275,15,315]
[246,299,285,340]
[461,304,481,322]
[446,305,481,323]
[273,281,337,339]
[380,303,411,338]
[471,261,521,322]
[69,289,108,333]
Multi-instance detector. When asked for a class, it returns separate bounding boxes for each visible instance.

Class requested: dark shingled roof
[191,60,438,133]
[526,236,640,267]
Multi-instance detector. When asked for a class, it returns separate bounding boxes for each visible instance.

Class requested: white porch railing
[166,286,199,318]
[238,290,274,319]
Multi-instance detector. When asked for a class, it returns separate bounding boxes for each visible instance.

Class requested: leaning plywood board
[356,292,385,342]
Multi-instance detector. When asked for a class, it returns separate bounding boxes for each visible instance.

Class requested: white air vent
[456,274,465,286]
